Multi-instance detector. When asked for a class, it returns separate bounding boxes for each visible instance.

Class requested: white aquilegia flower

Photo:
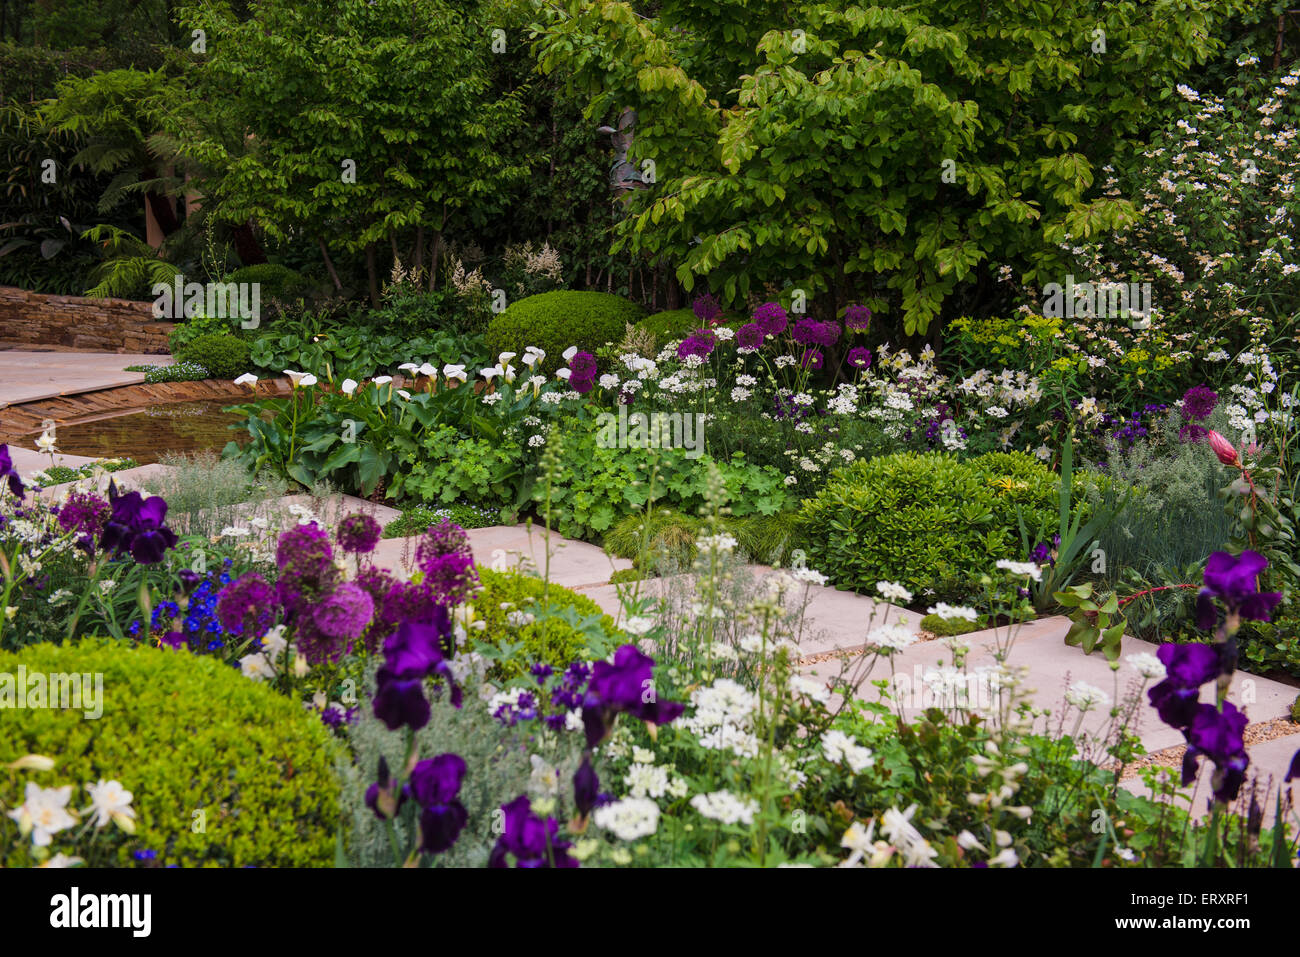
[1126,652,1166,680]
[1064,680,1110,712]
[234,372,258,386]
[7,783,76,847]
[85,779,135,831]
[876,580,913,603]
[340,378,358,396]
[868,622,917,652]
[593,797,660,841]
[239,652,275,682]
[690,790,759,826]
[36,429,57,453]
[623,616,655,636]
[995,559,1042,581]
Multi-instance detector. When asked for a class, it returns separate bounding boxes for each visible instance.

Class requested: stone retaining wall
[0,286,173,353]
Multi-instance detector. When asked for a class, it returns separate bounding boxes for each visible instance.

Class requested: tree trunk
[146,191,181,237]
[318,237,343,291]
[365,243,380,307]
[427,203,448,292]
[231,222,267,266]
[413,226,425,281]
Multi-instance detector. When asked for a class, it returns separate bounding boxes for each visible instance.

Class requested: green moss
[0,640,341,868]
[485,290,645,375]
[472,568,619,678]
[919,614,983,636]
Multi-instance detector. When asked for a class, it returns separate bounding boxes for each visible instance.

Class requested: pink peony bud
[1206,430,1239,467]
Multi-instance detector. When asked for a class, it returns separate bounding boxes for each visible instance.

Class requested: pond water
[48,401,250,464]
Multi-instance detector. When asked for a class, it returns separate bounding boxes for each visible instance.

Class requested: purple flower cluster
[844,304,872,331]
[568,351,598,394]
[736,322,765,350]
[373,613,462,731]
[800,348,823,371]
[215,572,276,638]
[56,490,110,554]
[414,520,480,607]
[692,293,723,325]
[1179,384,1218,443]
[1099,403,1167,450]
[0,445,24,498]
[846,347,872,371]
[791,317,840,348]
[752,302,789,336]
[676,330,716,361]
[336,513,382,555]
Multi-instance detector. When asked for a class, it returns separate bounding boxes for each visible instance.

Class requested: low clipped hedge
[485,290,645,374]
[176,332,252,379]
[636,308,698,343]
[474,568,619,678]
[798,451,1074,601]
[0,640,341,867]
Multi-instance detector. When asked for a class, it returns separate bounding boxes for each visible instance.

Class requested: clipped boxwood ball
[485,290,645,375]
[176,332,252,379]
[0,640,341,867]
[473,568,620,678]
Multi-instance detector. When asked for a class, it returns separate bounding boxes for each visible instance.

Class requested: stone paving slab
[0,351,172,407]
[7,443,100,474]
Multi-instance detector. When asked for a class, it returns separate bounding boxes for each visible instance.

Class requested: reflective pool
[45,401,250,464]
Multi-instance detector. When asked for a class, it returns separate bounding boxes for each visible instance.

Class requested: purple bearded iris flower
[364,756,406,821]
[372,612,461,731]
[99,487,178,564]
[1147,643,1221,729]
[1195,550,1283,629]
[406,753,469,854]
[336,513,382,554]
[488,795,579,868]
[573,754,609,818]
[0,445,24,498]
[581,644,685,747]
[1182,701,1250,802]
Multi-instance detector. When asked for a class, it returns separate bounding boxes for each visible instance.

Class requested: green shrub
[383,503,501,538]
[798,451,1068,600]
[224,263,318,305]
[176,332,252,379]
[485,290,645,374]
[0,640,341,867]
[637,308,698,342]
[473,568,619,678]
[167,312,236,354]
[919,614,983,637]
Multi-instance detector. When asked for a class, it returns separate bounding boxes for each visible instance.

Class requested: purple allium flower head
[57,490,110,553]
[275,521,336,610]
[570,373,595,394]
[1196,550,1283,629]
[847,346,872,370]
[800,348,824,371]
[0,445,24,498]
[844,304,872,331]
[488,795,579,868]
[354,565,400,649]
[569,351,598,379]
[791,318,839,347]
[737,322,765,350]
[336,513,382,554]
[692,293,723,324]
[311,581,374,641]
[752,302,788,336]
[216,572,276,637]
[99,487,178,564]
[1180,384,1218,422]
[415,520,480,606]
[676,330,716,361]
[581,644,685,747]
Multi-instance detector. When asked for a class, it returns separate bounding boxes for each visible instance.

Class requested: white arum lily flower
[397,389,412,399]
[398,362,419,373]
[283,369,309,387]
[234,372,258,386]
[372,375,393,386]
[341,378,358,396]
[502,363,517,383]
[563,346,578,362]
[556,368,572,381]
[298,374,318,387]
[521,351,542,368]
[85,779,135,832]
[443,364,467,382]
[481,365,503,382]
[418,362,438,377]
[497,352,518,367]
